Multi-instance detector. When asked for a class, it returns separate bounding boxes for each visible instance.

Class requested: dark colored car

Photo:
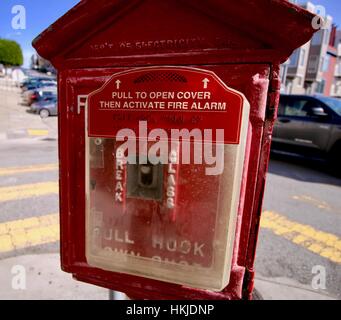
[30,97,58,117]
[272,95,341,174]
[20,77,56,92]
[23,82,56,92]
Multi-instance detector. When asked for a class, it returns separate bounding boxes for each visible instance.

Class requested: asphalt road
[256,154,341,299]
[0,88,340,299]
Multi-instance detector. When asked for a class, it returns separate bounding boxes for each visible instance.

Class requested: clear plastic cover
[85,135,247,291]
[85,67,249,291]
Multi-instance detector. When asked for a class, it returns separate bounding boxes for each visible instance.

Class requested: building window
[316,80,326,94]
[297,76,303,86]
[322,55,330,72]
[308,55,319,73]
[285,80,293,94]
[320,57,324,72]
[299,49,306,67]
[334,84,339,96]
[289,49,299,67]
[311,30,323,46]
[324,29,330,45]
[337,62,341,75]
[305,83,312,95]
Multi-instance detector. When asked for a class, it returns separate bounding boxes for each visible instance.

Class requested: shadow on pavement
[268,152,341,187]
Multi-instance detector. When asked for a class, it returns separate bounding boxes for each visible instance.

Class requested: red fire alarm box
[85,66,250,291]
[33,0,317,299]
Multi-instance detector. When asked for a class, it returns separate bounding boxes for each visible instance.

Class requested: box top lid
[33,0,319,67]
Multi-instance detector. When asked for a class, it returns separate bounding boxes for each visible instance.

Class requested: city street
[0,88,340,299]
[0,88,59,258]
[257,155,341,299]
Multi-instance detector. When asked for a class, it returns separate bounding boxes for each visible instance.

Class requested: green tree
[0,39,23,66]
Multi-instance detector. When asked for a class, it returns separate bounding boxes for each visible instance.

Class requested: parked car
[20,77,38,89]
[272,94,341,174]
[22,86,57,106]
[20,77,56,92]
[30,97,58,117]
[23,81,56,92]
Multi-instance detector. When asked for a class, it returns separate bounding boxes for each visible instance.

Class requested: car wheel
[40,109,50,119]
[329,142,341,177]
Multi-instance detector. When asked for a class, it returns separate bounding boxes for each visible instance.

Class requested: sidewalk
[254,276,335,300]
[0,254,108,300]
[0,253,336,300]
[0,89,57,142]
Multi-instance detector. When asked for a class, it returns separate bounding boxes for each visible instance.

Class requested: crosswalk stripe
[0,181,58,203]
[0,163,58,176]
[27,129,49,137]
[261,211,341,264]
[0,162,339,264]
[0,213,59,253]
[0,209,339,265]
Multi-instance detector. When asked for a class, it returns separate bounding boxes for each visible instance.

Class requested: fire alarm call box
[32,0,318,300]
[85,66,249,291]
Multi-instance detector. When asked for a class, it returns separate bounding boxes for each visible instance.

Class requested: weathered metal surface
[33,0,318,300]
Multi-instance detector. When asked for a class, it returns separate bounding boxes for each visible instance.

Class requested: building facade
[282,1,339,97]
[322,44,338,96]
[331,43,341,98]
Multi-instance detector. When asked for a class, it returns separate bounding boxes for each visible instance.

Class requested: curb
[0,253,336,300]
[1,129,50,140]
[0,254,108,300]
[255,276,335,300]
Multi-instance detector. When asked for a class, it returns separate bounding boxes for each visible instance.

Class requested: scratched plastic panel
[85,137,247,291]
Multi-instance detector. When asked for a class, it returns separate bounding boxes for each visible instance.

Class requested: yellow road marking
[0,213,59,253]
[261,211,341,264]
[293,195,332,211]
[0,181,58,203]
[0,163,58,177]
[27,129,49,136]
[0,181,339,262]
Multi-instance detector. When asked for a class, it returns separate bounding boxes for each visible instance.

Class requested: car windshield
[318,97,341,116]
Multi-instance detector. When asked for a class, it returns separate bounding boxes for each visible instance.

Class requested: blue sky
[0,0,79,67]
[301,0,341,26]
[0,0,340,68]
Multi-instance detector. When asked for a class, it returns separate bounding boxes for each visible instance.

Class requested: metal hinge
[266,74,281,121]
